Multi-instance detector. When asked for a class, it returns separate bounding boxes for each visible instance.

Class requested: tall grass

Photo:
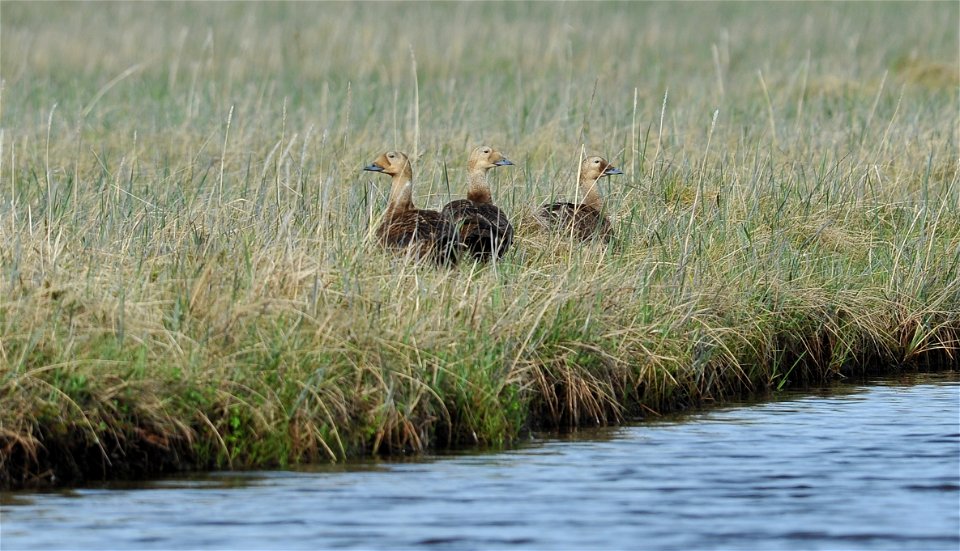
[1,2,957,488]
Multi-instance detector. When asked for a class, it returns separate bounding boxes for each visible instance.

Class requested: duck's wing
[444,201,513,260]
[537,202,611,242]
[377,209,459,265]
[536,202,578,231]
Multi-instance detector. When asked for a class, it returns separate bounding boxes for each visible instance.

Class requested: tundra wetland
[0,2,957,489]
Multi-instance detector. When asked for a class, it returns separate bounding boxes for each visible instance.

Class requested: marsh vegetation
[1,2,957,488]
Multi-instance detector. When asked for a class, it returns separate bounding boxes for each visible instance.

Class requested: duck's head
[580,156,623,182]
[363,151,411,176]
[468,145,513,172]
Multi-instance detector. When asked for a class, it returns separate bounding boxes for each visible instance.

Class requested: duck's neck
[466,169,492,204]
[387,167,415,213]
[578,177,603,210]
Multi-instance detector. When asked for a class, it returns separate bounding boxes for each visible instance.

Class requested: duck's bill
[494,158,514,166]
[604,166,624,175]
[363,163,385,172]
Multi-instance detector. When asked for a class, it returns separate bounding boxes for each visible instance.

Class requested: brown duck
[363,151,458,265]
[441,145,514,261]
[536,155,623,242]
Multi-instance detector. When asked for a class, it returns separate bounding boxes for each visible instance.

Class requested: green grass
[1,1,958,488]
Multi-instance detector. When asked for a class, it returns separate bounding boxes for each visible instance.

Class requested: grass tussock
[1,2,958,488]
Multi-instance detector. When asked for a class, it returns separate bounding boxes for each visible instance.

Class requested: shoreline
[3,343,955,491]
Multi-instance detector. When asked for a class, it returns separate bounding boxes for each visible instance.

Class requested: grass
[1,1,958,488]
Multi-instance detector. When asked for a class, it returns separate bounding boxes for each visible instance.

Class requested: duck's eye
[387,153,395,159]
[483,148,491,154]
[593,159,601,164]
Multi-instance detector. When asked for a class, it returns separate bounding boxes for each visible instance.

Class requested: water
[3,373,958,551]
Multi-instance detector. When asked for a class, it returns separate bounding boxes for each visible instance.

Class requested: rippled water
[3,373,958,550]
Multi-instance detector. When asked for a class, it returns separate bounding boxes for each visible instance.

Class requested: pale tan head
[579,156,623,183]
[363,151,412,177]
[467,145,513,172]
[364,151,416,211]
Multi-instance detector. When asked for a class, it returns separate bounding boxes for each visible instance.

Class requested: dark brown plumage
[442,145,514,261]
[536,155,623,243]
[537,202,613,242]
[442,199,514,260]
[375,209,458,264]
[363,151,458,265]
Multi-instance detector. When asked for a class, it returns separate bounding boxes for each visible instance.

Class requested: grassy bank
[1,2,958,489]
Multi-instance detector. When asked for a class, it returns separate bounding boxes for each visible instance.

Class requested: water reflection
[3,372,957,550]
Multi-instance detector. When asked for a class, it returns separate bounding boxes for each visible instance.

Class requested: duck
[363,151,458,265]
[536,155,623,242]
[441,145,514,262]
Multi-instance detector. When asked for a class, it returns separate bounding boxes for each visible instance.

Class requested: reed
[1,1,957,488]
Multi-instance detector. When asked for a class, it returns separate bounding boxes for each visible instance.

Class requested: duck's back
[442,199,514,261]
[537,202,612,243]
[377,208,458,265]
